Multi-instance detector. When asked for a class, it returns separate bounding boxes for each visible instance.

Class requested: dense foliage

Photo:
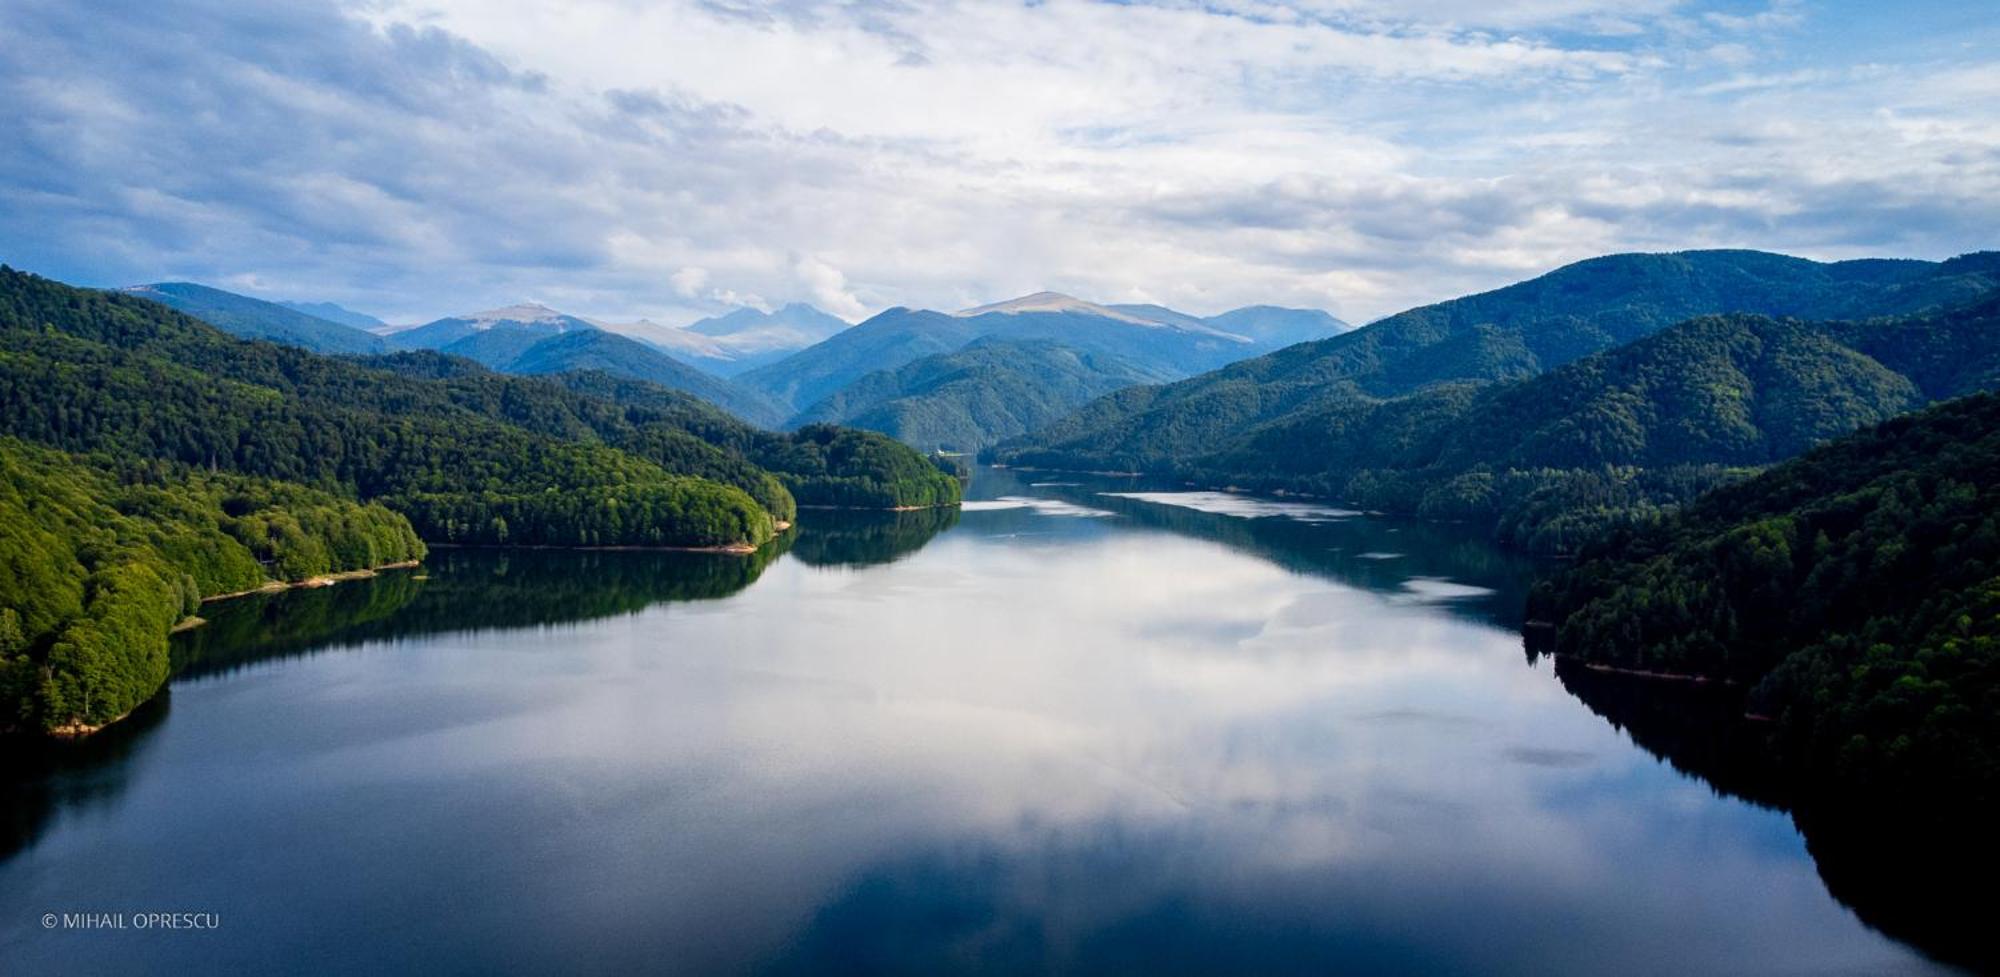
[1530,391,2000,808]
[0,438,425,733]
[998,250,2000,496]
[1002,290,2000,552]
[0,268,955,554]
[790,338,1173,451]
[543,373,963,509]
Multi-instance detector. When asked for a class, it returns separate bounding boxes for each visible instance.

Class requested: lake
[0,468,1960,975]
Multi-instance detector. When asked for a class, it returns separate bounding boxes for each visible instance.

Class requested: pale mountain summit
[455,302,589,331]
[954,291,1162,326]
[603,303,849,377]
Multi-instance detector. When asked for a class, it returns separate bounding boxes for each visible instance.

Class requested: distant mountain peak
[955,292,1161,326]
[460,302,579,328]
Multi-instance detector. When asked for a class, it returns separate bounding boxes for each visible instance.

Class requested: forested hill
[0,267,960,548]
[999,250,2000,473]
[1007,296,2000,552]
[1528,390,2000,821]
[739,302,1271,415]
[788,338,1176,452]
[0,437,427,734]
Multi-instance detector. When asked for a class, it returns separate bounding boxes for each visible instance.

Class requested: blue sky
[1,0,1994,324]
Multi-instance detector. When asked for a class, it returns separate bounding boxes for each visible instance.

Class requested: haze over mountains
[278,300,386,332]
[736,294,1348,446]
[126,282,388,356]
[604,304,852,376]
[121,280,1349,450]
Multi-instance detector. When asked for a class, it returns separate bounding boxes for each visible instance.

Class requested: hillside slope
[500,329,787,426]
[124,282,386,355]
[0,268,959,552]
[1011,296,2000,552]
[740,299,1275,414]
[790,338,1175,451]
[0,437,425,734]
[1001,250,2000,472]
[1529,390,2000,821]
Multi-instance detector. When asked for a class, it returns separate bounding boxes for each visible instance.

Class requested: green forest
[996,252,2000,550]
[0,437,425,734]
[1529,392,2000,808]
[0,267,961,737]
[0,267,959,549]
[789,338,1173,452]
[1000,296,2000,552]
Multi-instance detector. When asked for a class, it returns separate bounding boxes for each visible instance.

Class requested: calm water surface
[0,469,1959,975]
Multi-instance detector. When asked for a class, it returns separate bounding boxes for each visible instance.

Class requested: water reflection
[0,509,955,863]
[0,472,1960,975]
[787,508,961,569]
[174,543,793,681]
[1551,658,1997,973]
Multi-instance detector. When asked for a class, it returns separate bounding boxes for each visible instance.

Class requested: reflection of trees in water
[1,511,965,862]
[0,692,171,861]
[2,543,795,862]
[788,508,961,569]
[1548,655,1996,973]
[174,543,792,681]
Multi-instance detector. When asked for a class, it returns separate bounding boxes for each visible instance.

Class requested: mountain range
[278,300,387,331]
[603,303,852,376]
[125,282,387,355]
[737,295,1347,440]
[996,250,2000,549]
[380,304,787,425]
[789,337,1179,452]
[122,278,1350,450]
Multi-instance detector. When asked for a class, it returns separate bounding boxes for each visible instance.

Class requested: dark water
[0,469,1962,975]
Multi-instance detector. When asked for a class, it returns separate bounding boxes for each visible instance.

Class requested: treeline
[541,372,963,509]
[1000,301,2000,552]
[0,438,426,734]
[1529,391,2000,807]
[999,250,2000,478]
[0,267,958,554]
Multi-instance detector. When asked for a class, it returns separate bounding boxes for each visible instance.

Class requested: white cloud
[793,255,866,320]
[670,266,711,298]
[0,0,1993,325]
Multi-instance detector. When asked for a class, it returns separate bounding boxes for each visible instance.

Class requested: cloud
[793,255,866,320]
[670,266,712,298]
[0,0,1993,325]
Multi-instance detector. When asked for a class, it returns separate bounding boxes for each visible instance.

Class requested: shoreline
[202,559,424,604]
[426,541,763,555]
[1558,654,1738,686]
[796,502,963,512]
[34,559,430,739]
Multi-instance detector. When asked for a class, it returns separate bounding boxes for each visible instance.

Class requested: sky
[0,0,1995,326]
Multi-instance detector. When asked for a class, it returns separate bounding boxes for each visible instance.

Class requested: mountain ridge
[998,249,2000,476]
[123,282,387,355]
